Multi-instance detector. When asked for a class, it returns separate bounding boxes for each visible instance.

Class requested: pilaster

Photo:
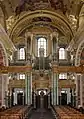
[25,72,32,106]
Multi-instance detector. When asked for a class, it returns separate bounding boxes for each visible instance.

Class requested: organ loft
[0,0,84,119]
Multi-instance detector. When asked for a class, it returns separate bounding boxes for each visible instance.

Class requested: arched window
[59,48,65,59]
[18,48,25,60]
[37,37,47,57]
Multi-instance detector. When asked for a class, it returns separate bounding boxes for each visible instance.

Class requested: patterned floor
[26,108,56,119]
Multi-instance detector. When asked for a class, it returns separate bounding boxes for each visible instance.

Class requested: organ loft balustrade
[8,78,75,91]
[0,65,84,73]
[8,79,25,89]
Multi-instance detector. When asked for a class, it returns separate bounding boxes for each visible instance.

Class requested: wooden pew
[0,106,29,119]
[54,106,84,119]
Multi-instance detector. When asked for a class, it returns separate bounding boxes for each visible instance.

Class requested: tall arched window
[37,37,47,57]
[18,48,25,60]
[59,48,65,59]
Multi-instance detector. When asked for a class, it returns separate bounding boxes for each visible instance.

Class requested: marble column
[9,88,12,107]
[52,73,59,105]
[76,74,82,108]
[1,74,8,107]
[72,88,75,106]
[51,73,54,105]
[25,73,32,106]
[13,89,17,105]
[80,74,84,108]
[30,72,32,104]
[67,88,71,104]
[30,34,33,55]
[76,74,84,108]
[1,75,5,106]
[51,33,59,106]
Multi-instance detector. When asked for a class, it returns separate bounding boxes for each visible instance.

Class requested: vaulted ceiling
[0,0,84,46]
[1,0,83,18]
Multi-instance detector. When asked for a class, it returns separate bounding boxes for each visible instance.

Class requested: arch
[10,10,73,42]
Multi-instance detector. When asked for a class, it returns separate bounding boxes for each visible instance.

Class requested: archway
[10,10,73,43]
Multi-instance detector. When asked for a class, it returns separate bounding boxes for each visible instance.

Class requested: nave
[1,105,84,119]
[1,89,84,119]
[0,105,56,119]
[1,0,84,119]
[26,108,55,119]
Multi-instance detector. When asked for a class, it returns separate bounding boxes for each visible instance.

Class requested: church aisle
[26,108,56,119]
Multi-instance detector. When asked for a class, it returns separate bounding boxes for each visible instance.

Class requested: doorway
[17,93,23,105]
[61,93,67,105]
[36,95,40,108]
[44,95,48,109]
[35,90,49,109]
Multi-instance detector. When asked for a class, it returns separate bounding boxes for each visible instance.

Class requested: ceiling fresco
[0,0,84,47]
[1,0,83,18]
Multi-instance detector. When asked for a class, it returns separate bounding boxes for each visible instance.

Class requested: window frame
[19,74,25,79]
[18,47,25,60]
[59,73,67,79]
[37,37,47,57]
[59,48,66,60]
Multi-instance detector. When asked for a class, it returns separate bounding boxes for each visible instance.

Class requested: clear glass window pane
[37,37,47,57]
[59,73,67,79]
[19,48,25,60]
[59,48,65,59]
[19,74,25,79]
